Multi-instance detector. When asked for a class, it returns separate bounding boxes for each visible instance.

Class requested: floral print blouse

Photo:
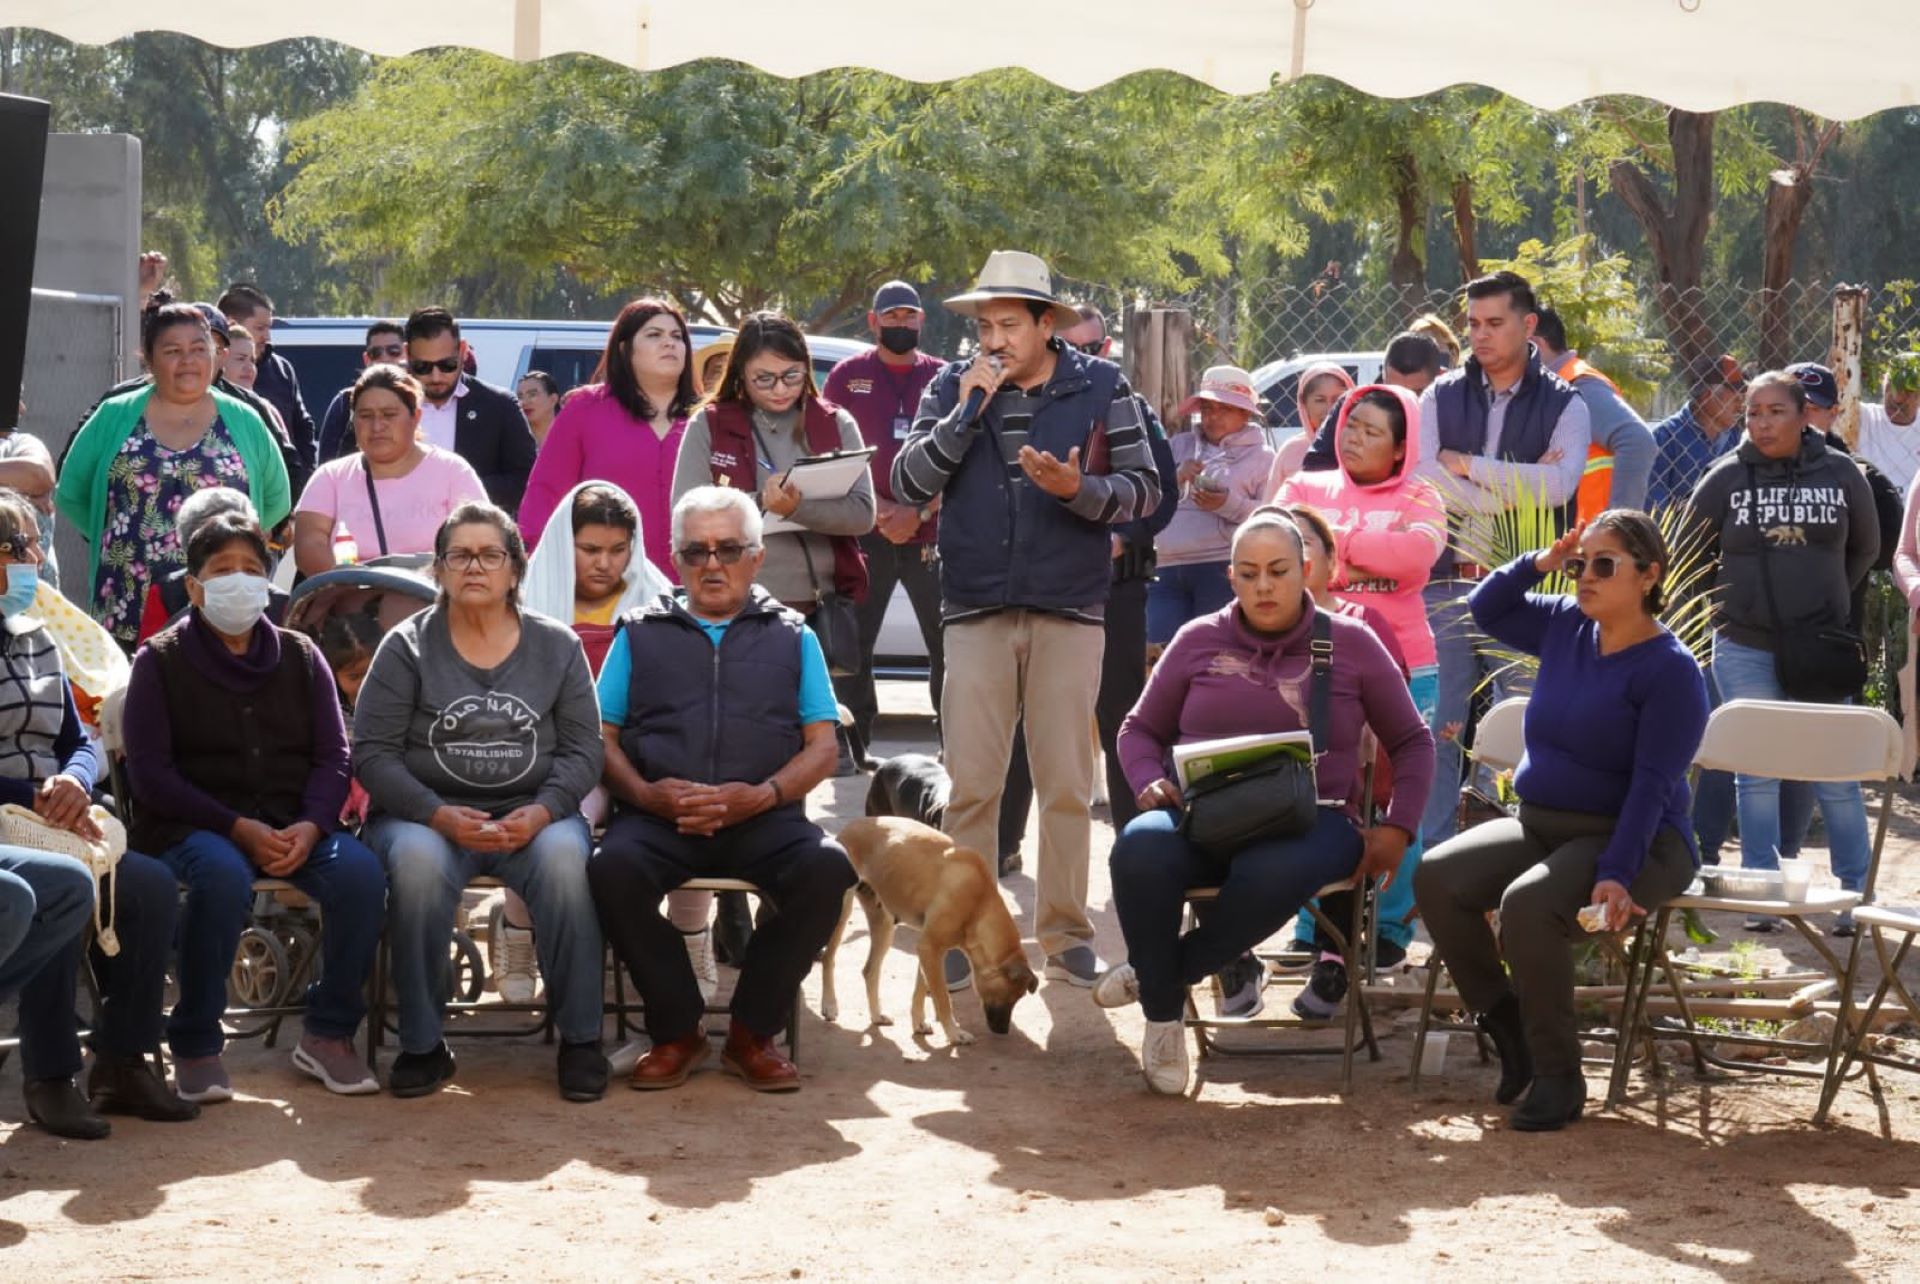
[93,415,250,646]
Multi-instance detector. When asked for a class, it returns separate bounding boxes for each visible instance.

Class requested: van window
[526,347,607,394]
[276,344,365,408]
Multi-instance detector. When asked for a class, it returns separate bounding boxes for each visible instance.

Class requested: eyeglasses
[366,343,405,359]
[440,548,509,572]
[746,370,807,391]
[0,532,40,558]
[1075,341,1106,357]
[409,357,462,376]
[675,542,755,566]
[1563,554,1647,581]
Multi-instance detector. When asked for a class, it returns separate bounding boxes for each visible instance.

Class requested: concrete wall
[21,133,141,592]
[31,132,141,369]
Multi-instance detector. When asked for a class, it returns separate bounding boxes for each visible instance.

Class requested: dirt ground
[6,683,1920,1280]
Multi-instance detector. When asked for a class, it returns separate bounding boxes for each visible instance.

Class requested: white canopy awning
[7,0,1914,119]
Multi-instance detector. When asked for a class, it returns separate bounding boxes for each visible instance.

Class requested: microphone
[961,353,1004,423]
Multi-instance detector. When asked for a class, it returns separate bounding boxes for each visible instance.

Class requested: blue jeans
[1146,561,1234,644]
[1421,580,1527,847]
[366,815,601,1052]
[1294,664,1437,951]
[6,848,177,1081]
[1110,807,1362,1022]
[1710,634,1872,890]
[159,829,388,1058]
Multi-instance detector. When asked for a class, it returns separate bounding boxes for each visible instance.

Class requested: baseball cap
[1785,361,1839,408]
[872,280,922,313]
[192,303,232,343]
[1687,354,1746,394]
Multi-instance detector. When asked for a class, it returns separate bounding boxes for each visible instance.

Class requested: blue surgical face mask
[196,571,271,636]
[0,562,38,617]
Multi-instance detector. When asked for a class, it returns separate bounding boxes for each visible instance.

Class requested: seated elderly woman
[0,487,197,1138]
[1414,511,1708,1131]
[1096,508,1435,1096]
[125,512,388,1102]
[589,485,856,1094]
[354,501,606,1101]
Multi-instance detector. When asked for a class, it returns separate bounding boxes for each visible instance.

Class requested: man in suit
[403,307,539,514]
[218,284,317,492]
[316,319,408,463]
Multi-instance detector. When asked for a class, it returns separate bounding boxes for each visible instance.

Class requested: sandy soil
[5,684,1920,1280]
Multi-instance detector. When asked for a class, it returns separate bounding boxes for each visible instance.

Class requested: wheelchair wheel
[225,928,292,1036]
[450,930,486,1004]
[277,923,320,987]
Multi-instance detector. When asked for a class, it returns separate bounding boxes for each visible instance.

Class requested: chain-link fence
[1080,277,1920,424]
[20,287,123,591]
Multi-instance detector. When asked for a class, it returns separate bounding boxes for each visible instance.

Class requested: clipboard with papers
[761,446,875,534]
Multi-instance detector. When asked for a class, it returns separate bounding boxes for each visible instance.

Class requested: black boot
[1510,1072,1587,1132]
[23,1077,110,1140]
[87,1054,201,1122]
[713,890,755,967]
[1475,992,1534,1106]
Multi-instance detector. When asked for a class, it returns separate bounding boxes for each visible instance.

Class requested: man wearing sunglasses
[591,485,855,1092]
[315,319,407,464]
[404,306,539,515]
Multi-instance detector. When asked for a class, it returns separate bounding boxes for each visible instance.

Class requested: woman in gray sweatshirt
[353,501,608,1101]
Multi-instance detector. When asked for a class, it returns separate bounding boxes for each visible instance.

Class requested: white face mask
[198,572,271,635]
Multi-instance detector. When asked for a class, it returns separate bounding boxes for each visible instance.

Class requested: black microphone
[961,354,1004,422]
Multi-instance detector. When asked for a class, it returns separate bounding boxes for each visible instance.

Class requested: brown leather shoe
[630,1032,709,1091]
[721,1022,800,1093]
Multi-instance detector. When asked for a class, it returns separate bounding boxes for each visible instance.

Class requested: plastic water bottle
[333,532,358,566]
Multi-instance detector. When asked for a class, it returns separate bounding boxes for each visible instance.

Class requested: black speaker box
[0,94,50,432]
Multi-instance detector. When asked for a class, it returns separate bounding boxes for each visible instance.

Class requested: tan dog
[824,816,1038,1045]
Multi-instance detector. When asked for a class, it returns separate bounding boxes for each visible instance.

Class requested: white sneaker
[684,927,718,1004]
[1092,961,1139,1009]
[498,924,539,1004]
[1141,1019,1190,1095]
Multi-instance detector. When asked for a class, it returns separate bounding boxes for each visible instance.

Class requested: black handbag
[801,540,862,677]
[1178,612,1332,855]
[1748,465,1868,704]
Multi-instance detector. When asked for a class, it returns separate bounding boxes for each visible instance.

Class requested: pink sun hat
[1175,365,1266,421]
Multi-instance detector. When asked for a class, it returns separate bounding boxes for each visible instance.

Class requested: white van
[268,316,866,410]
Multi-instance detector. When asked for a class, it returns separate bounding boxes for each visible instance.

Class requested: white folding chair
[1409,696,1525,1090]
[1608,699,1903,1109]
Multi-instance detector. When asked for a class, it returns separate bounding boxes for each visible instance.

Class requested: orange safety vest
[1555,354,1622,523]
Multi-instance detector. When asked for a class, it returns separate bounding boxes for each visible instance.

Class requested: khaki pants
[942,609,1104,956]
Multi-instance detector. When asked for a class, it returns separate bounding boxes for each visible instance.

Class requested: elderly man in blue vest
[1414,271,1591,846]
[893,251,1162,987]
[588,485,855,1093]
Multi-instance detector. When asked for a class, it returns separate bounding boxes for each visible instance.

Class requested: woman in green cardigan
[56,294,290,649]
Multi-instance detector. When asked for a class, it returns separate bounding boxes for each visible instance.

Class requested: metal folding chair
[1181,873,1379,1093]
[1815,903,1920,1125]
[607,876,802,1060]
[1409,696,1526,1090]
[1607,698,1903,1109]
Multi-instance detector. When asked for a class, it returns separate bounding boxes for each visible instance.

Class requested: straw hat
[943,251,1081,329]
[1175,365,1266,421]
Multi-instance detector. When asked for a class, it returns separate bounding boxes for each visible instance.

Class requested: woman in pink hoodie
[1263,362,1356,497]
[1278,384,1446,962]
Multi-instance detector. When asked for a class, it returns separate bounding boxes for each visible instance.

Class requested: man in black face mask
[822,281,948,760]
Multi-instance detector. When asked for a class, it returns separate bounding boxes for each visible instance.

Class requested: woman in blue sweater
[1413,511,1708,1131]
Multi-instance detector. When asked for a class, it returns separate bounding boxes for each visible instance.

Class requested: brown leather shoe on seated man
[722,1020,800,1092]
[630,1032,710,1090]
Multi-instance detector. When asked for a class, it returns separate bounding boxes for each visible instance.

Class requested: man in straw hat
[893,251,1161,987]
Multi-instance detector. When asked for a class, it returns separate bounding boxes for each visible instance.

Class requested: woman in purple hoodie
[1095,509,1435,1095]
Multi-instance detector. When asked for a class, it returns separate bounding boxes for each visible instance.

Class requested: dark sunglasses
[1564,553,1647,581]
[366,342,405,359]
[409,357,462,375]
[676,542,753,566]
[1075,341,1106,356]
